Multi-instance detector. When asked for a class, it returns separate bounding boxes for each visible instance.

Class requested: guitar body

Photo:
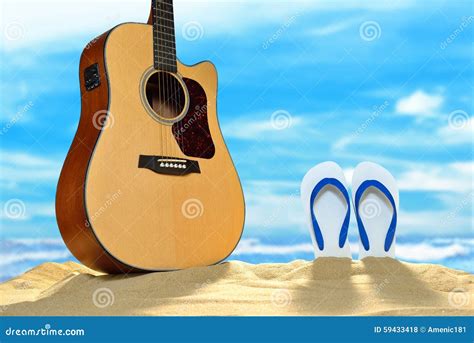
[56,22,245,273]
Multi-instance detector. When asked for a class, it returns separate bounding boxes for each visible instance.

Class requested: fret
[153,24,176,34]
[155,51,176,60]
[154,59,177,66]
[155,65,177,73]
[153,16,175,25]
[154,48,177,54]
[155,54,176,62]
[155,10,174,22]
[155,1,173,11]
[154,59,176,68]
[154,36,176,46]
[156,6,174,14]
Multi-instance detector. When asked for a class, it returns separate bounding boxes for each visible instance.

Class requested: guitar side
[55,31,135,273]
[55,24,245,273]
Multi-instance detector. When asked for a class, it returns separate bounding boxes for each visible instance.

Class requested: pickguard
[172,78,215,159]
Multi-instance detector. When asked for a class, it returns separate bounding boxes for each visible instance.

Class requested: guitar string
[162,0,171,157]
[159,0,169,158]
[173,0,182,159]
[169,0,179,159]
[152,0,163,159]
[156,0,163,157]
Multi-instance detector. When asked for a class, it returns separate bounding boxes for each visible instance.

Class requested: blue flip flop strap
[354,180,397,252]
[309,178,351,251]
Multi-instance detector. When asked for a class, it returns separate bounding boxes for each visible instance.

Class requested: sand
[0,259,472,316]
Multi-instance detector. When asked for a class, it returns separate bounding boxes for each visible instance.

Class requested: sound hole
[145,71,187,121]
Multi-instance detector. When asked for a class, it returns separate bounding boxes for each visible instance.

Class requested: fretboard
[152,0,177,72]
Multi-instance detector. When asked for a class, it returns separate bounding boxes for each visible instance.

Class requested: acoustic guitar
[56,0,245,273]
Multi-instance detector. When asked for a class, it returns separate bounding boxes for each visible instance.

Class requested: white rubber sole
[352,162,399,259]
[300,161,352,258]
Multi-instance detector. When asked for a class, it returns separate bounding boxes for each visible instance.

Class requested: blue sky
[0,0,473,277]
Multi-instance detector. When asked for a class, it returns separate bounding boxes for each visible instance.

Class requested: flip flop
[300,161,351,258]
[352,162,399,259]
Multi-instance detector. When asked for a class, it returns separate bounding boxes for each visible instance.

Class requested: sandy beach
[0,258,472,316]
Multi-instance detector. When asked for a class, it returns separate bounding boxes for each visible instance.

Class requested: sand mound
[0,259,472,316]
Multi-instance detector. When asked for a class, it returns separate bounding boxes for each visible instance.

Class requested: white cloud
[397,162,473,193]
[243,179,305,232]
[395,90,444,117]
[0,250,71,267]
[1,0,415,51]
[222,116,303,140]
[0,151,61,190]
[438,116,473,145]
[0,201,55,221]
[309,20,355,36]
[395,242,470,261]
[397,209,472,236]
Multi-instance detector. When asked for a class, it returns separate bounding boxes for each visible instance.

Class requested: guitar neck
[152,0,177,72]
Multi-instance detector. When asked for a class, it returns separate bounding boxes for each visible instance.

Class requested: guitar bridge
[138,155,200,176]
